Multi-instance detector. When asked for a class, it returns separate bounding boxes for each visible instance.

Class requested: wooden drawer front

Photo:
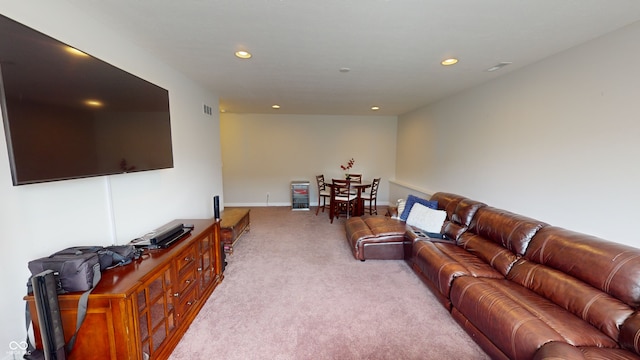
[177,265,197,293]
[176,282,198,321]
[176,245,197,280]
[174,244,198,324]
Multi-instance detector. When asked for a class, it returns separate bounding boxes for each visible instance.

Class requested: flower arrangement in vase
[340,158,355,179]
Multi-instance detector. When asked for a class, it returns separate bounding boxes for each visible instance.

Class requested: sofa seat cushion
[533,342,640,360]
[345,216,408,260]
[361,215,408,236]
[458,232,521,276]
[451,276,619,360]
[412,240,502,297]
[579,347,640,359]
[345,215,404,241]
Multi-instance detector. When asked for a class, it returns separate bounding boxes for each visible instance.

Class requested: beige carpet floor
[169,207,490,360]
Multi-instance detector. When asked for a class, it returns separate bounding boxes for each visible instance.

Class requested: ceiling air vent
[203,104,213,116]
[485,62,512,72]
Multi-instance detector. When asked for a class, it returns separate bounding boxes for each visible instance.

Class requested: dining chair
[315,175,331,215]
[345,174,362,195]
[360,177,380,215]
[347,174,362,183]
[330,178,358,223]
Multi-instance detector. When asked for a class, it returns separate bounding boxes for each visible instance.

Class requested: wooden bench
[220,208,250,254]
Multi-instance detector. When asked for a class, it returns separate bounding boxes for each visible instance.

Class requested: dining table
[326,180,372,221]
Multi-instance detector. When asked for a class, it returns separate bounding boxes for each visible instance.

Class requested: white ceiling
[66,0,640,116]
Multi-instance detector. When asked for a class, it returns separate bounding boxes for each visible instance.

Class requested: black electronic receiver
[154,228,191,248]
[150,223,185,245]
[131,223,194,249]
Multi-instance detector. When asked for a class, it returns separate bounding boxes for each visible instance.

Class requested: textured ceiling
[65,0,640,116]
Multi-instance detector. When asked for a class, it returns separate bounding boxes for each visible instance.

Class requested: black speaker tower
[213,195,220,220]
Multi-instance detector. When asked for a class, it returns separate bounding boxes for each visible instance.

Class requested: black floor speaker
[31,270,67,360]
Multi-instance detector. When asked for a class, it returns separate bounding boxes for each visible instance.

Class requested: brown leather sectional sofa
[344,192,640,360]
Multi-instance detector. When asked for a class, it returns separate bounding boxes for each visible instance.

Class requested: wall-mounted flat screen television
[0,14,173,186]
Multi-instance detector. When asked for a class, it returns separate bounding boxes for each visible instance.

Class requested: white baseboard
[224,201,390,208]
[224,202,290,207]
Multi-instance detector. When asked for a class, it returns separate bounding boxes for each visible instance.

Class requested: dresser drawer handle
[173,292,180,297]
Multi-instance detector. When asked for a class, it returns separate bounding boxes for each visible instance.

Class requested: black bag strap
[66,262,101,352]
[100,249,132,269]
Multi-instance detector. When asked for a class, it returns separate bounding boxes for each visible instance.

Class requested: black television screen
[0,14,173,185]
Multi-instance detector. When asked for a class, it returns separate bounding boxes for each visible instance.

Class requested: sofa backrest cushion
[526,226,640,308]
[469,206,547,256]
[452,198,486,226]
[429,192,466,220]
[430,193,486,241]
[442,222,467,241]
[508,258,633,341]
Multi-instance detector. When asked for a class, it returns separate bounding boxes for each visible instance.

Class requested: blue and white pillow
[400,194,438,221]
[406,203,447,233]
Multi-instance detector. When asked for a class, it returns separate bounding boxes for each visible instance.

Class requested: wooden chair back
[348,174,362,183]
[369,178,380,197]
[316,174,327,191]
[332,178,351,196]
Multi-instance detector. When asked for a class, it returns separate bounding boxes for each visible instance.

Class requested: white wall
[395,21,640,247]
[220,113,397,208]
[0,2,223,357]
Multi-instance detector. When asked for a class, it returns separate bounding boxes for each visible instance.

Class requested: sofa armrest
[386,205,398,218]
[405,227,455,244]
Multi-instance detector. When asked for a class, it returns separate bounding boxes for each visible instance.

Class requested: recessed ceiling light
[66,46,89,57]
[235,50,252,59]
[371,106,380,111]
[441,58,459,66]
[84,99,103,107]
[272,104,280,109]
